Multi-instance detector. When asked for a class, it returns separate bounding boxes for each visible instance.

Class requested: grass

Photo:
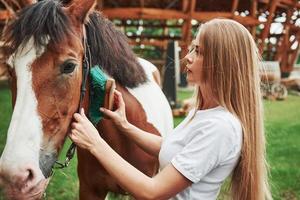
[0,82,300,199]
[264,96,300,199]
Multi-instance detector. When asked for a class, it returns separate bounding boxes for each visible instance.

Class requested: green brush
[89,65,115,125]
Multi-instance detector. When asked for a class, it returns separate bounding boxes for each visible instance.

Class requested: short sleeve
[171,121,229,183]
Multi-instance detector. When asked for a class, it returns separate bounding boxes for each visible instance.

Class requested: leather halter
[53,28,91,170]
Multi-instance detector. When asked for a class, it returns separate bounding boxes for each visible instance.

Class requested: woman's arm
[120,122,162,156]
[100,90,162,157]
[92,139,191,200]
[69,111,191,200]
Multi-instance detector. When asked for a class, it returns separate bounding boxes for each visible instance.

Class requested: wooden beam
[0,0,36,20]
[251,0,258,37]
[182,0,189,13]
[0,10,13,20]
[285,26,300,72]
[233,15,260,26]
[192,11,232,21]
[181,0,196,57]
[166,0,179,9]
[291,25,300,32]
[278,9,292,72]
[102,8,187,20]
[103,9,260,26]
[259,0,270,3]
[140,0,144,8]
[259,0,279,53]
[289,36,300,70]
[231,0,239,14]
[192,12,260,26]
[96,0,103,10]
[279,0,300,8]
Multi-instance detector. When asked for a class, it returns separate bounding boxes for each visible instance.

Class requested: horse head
[0,0,96,199]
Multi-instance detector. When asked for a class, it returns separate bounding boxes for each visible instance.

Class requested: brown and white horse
[0,0,173,199]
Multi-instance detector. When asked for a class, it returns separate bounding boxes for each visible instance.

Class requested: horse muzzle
[1,178,50,200]
[0,162,50,200]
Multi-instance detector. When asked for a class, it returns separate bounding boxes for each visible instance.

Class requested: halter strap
[53,27,91,170]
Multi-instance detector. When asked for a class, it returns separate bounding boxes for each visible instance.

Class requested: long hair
[192,19,272,200]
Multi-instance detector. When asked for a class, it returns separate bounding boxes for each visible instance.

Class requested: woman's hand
[69,108,102,152]
[100,90,129,131]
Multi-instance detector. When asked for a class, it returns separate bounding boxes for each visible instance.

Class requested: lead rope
[53,27,91,170]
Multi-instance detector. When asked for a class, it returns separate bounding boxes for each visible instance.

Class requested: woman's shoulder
[184,107,242,161]
[188,106,242,145]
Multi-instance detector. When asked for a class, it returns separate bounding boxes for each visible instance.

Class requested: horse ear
[65,0,96,23]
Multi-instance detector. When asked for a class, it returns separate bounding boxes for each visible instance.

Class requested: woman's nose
[184,54,193,64]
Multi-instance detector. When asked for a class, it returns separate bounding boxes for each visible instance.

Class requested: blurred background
[0,0,299,199]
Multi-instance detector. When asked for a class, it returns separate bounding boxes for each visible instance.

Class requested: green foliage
[133,45,163,60]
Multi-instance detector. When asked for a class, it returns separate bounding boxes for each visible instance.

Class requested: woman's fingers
[69,129,79,140]
[115,90,124,101]
[73,113,81,121]
[73,109,87,124]
[80,108,87,118]
[114,90,125,108]
[100,107,115,119]
[71,122,79,129]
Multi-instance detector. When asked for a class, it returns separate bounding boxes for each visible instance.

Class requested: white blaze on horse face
[0,38,45,181]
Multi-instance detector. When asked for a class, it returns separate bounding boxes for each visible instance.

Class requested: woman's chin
[186,78,195,86]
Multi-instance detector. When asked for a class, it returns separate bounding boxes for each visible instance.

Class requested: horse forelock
[2,0,74,59]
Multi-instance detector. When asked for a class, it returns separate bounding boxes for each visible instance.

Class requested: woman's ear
[64,0,96,23]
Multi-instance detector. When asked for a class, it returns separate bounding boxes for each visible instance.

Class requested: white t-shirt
[159,106,242,200]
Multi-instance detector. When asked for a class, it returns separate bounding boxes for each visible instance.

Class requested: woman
[69,19,272,200]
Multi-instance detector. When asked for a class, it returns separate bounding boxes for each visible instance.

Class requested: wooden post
[140,0,144,8]
[250,0,258,37]
[96,0,103,10]
[181,0,196,57]
[280,9,292,73]
[289,36,300,70]
[259,0,279,53]
[231,0,239,15]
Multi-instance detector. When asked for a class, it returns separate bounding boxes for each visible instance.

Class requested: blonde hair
[192,19,272,200]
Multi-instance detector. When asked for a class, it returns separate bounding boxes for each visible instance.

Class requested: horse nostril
[26,168,34,182]
[15,166,39,192]
[14,166,37,186]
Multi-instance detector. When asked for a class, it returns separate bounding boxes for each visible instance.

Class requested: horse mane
[85,12,147,88]
[2,0,72,57]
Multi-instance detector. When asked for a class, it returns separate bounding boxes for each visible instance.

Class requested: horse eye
[60,61,77,74]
